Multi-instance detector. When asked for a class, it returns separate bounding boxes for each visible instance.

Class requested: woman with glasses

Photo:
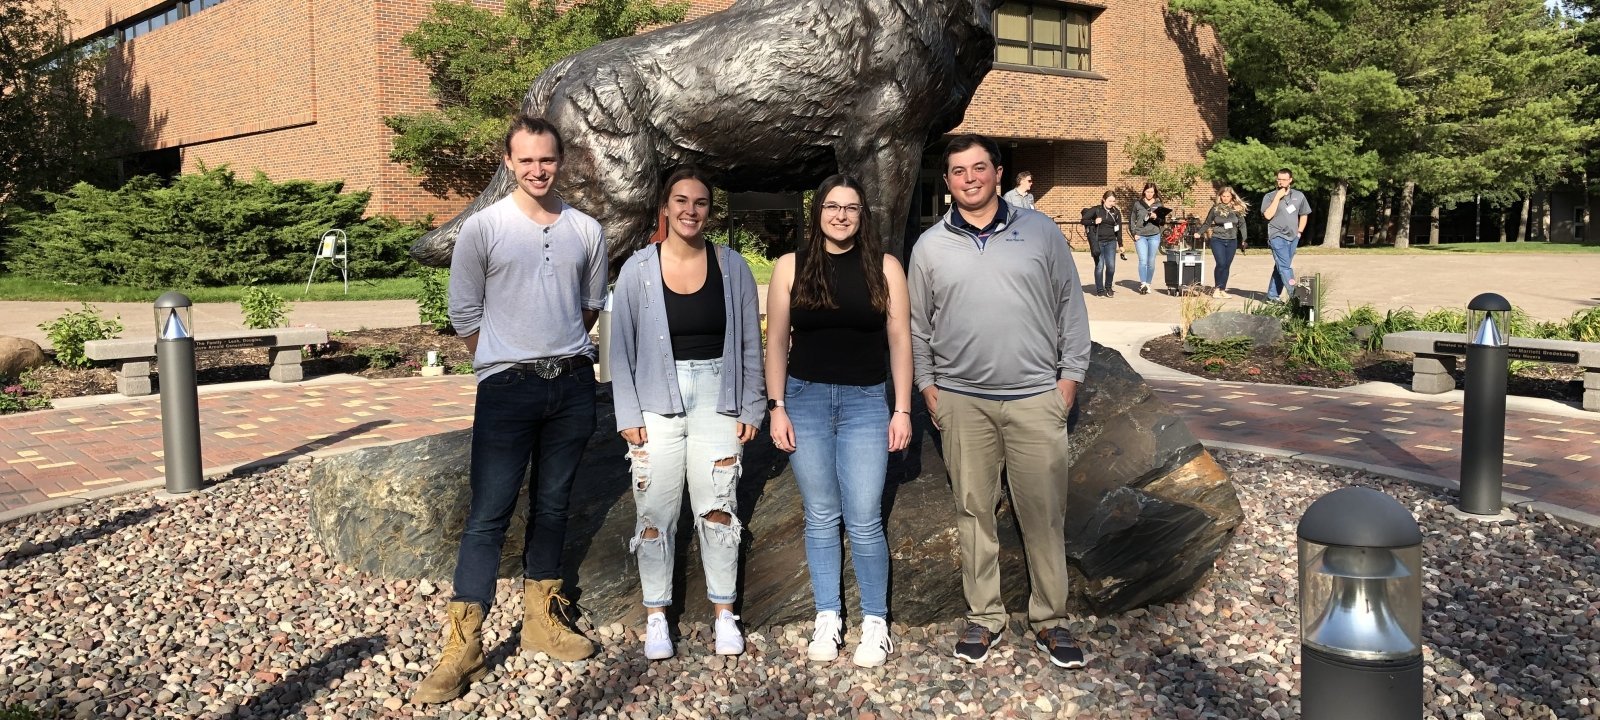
[610,166,765,661]
[764,174,912,667]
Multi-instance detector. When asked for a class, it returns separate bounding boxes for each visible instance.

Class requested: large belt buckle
[529,358,563,380]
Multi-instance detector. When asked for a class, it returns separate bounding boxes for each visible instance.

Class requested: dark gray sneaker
[953,622,1000,663]
[1036,627,1085,669]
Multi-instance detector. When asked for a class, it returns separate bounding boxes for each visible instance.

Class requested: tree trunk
[1428,204,1440,245]
[1584,171,1591,242]
[1395,180,1416,249]
[1498,210,1508,243]
[1321,180,1348,247]
[1517,197,1530,242]
[1541,190,1552,242]
[1376,193,1392,244]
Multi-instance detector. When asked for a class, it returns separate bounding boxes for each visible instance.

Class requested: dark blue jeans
[1093,241,1118,292]
[1209,238,1237,290]
[452,363,598,610]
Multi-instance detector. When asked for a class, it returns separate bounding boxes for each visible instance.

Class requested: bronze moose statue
[411,0,1002,267]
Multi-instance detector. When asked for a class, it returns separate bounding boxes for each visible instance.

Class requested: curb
[1201,440,1600,530]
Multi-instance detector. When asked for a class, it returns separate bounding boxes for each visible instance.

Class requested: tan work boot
[412,601,488,705]
[521,579,597,661]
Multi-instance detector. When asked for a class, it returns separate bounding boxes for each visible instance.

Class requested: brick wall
[53,0,1226,235]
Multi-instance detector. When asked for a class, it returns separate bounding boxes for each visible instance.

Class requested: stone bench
[1382,330,1600,411]
[85,327,329,396]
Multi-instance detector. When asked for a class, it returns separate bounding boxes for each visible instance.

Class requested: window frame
[993,1,1100,78]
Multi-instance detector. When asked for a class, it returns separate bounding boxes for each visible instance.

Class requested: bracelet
[893,409,912,415]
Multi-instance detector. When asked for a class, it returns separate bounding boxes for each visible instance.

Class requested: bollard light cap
[1297,487,1421,548]
[154,291,193,309]
[1467,292,1510,312]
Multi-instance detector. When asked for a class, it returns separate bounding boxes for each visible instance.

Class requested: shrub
[0,704,43,720]
[240,286,290,329]
[1285,319,1356,371]
[1566,307,1600,343]
[451,360,475,375]
[1417,308,1467,334]
[0,384,51,414]
[1178,289,1218,338]
[1241,297,1293,319]
[38,302,122,368]
[417,266,452,332]
[354,344,403,370]
[1187,336,1253,364]
[5,166,428,289]
[707,227,770,266]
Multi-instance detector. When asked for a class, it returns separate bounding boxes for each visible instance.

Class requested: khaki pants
[935,389,1071,633]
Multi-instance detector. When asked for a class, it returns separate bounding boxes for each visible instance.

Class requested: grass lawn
[1298,241,1600,255]
[748,260,773,285]
[0,275,423,302]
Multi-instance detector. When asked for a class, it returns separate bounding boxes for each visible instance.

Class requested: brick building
[55,0,1226,243]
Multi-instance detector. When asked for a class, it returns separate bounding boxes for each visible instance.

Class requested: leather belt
[510,355,591,380]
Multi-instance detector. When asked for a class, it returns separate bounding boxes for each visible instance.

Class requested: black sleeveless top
[788,244,888,385]
[662,245,725,361]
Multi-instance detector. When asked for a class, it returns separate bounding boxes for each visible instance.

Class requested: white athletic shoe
[808,611,842,662]
[853,615,894,668]
[644,612,674,660]
[714,610,745,656]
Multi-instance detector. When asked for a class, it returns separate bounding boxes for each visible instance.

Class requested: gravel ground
[1,451,1597,720]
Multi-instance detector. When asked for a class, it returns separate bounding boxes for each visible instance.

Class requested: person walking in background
[1130,183,1166,295]
[610,166,765,661]
[1201,187,1248,298]
[1002,171,1035,210]
[415,115,607,706]
[909,134,1091,670]
[1261,168,1311,301]
[764,174,913,668]
[1081,190,1123,297]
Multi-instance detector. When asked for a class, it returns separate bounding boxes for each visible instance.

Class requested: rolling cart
[1162,216,1206,295]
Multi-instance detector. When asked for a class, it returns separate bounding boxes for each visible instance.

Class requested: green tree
[1124,132,1203,212]
[0,3,132,226]
[1176,0,1594,247]
[386,0,686,194]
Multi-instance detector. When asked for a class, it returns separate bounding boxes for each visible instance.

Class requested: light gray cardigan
[609,243,766,431]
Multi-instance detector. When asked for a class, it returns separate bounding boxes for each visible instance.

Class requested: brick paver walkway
[2,374,1597,522]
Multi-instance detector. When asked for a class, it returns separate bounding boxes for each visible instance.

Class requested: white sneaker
[853,615,894,668]
[808,611,842,662]
[644,612,674,660]
[714,610,744,656]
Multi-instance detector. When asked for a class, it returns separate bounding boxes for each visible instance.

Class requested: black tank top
[788,244,888,385]
[662,245,725,361]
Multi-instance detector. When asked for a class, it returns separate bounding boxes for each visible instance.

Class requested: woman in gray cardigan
[608,166,765,662]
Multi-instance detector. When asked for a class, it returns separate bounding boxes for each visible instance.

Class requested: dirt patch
[9,326,471,407]
[1140,333,1586,403]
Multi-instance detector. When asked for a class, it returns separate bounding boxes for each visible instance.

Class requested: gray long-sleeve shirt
[448,197,608,381]
[609,243,766,431]
[908,204,1091,395]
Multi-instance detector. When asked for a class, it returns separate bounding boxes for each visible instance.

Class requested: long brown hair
[792,174,888,313]
[1215,186,1246,214]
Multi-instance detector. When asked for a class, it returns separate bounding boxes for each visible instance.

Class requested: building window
[995,2,1091,72]
[115,0,224,43]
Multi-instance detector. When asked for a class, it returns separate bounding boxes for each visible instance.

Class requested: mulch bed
[14,325,471,405]
[1140,333,1587,403]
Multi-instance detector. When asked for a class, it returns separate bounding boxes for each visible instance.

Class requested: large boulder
[0,337,47,379]
[309,343,1242,625]
[1189,311,1285,347]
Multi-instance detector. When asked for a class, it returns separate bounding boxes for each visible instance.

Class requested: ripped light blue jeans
[628,359,743,607]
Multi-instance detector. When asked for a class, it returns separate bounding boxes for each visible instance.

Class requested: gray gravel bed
[1,451,1596,719]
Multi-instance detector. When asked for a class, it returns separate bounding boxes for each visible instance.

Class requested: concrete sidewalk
[4,251,1596,347]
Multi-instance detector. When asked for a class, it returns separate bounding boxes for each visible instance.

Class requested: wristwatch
[767,399,785,411]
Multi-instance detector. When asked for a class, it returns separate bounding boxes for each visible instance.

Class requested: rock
[1188,312,1284,348]
[0,336,47,379]
[309,343,1241,622]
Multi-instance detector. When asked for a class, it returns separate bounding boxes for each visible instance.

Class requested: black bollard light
[1460,292,1510,515]
[1298,487,1423,720]
[155,292,202,495]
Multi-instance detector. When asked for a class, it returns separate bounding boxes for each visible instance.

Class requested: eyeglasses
[821,202,863,216]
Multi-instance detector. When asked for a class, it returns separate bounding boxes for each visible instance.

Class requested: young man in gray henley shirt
[414,115,607,705]
[908,133,1091,669]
